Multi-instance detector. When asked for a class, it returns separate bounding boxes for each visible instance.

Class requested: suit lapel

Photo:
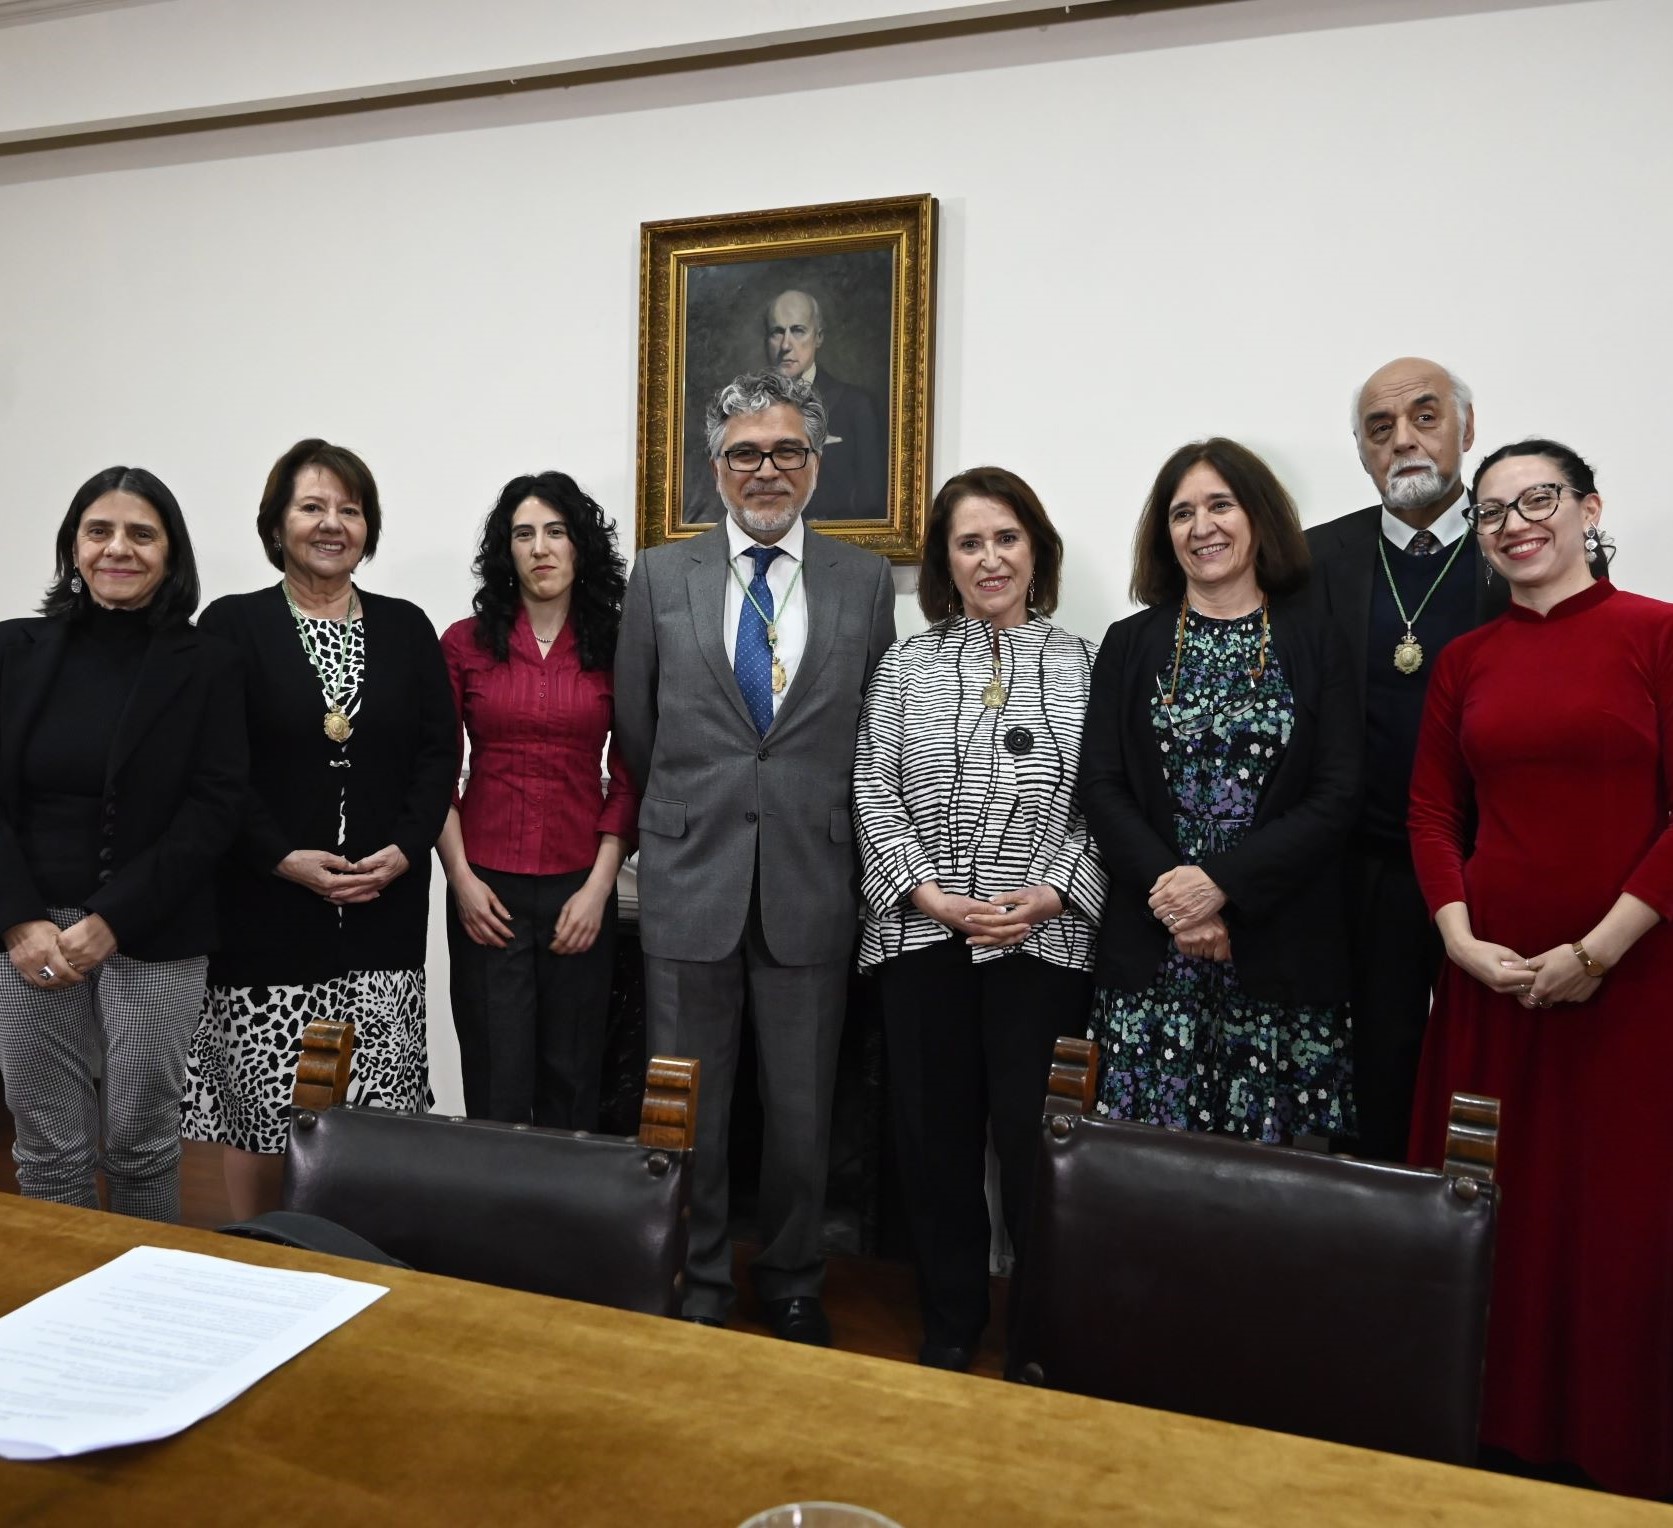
[106,628,193,783]
[774,529,836,733]
[687,524,757,733]
[0,620,67,816]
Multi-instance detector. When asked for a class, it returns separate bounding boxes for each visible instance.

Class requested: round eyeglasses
[1464,483,1581,535]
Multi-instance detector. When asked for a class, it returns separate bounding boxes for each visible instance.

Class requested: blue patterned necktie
[734,545,782,735]
[1407,529,1442,556]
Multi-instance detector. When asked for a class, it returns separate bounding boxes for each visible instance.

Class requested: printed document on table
[0,1244,388,1459]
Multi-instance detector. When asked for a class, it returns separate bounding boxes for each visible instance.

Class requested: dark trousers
[447,864,616,1130]
[878,939,1092,1349]
[1345,847,1443,1162]
[643,889,847,1321]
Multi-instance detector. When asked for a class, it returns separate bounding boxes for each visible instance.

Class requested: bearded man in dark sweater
[1306,357,1505,1161]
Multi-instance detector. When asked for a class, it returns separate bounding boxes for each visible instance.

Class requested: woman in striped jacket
[854,465,1106,1374]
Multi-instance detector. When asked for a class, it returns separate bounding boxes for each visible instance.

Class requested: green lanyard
[728,554,804,650]
[1376,532,1468,675]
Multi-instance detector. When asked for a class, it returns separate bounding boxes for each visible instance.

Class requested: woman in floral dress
[1080,438,1357,1140]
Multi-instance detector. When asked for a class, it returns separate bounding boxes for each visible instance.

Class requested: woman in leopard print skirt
[181,439,455,1218]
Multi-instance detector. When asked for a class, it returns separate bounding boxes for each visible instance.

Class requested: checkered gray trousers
[0,908,207,1223]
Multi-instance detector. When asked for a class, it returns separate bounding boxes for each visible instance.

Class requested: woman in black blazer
[1081,438,1359,1141]
[0,467,246,1221]
[180,440,455,1219]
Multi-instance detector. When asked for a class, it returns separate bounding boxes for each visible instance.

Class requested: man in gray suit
[615,368,896,1342]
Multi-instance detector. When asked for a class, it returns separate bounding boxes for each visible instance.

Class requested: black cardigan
[200,586,456,987]
[1079,596,1361,1006]
[0,613,248,961]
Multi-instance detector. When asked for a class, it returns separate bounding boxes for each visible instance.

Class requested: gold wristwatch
[1571,940,1608,979]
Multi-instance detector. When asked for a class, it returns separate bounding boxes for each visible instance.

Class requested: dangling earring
[70,571,83,594]
[1583,524,1602,556]
[1027,576,1036,608]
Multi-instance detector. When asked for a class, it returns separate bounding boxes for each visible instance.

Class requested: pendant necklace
[728,556,804,695]
[1161,593,1269,709]
[982,623,1008,709]
[284,581,360,742]
[1377,531,1468,674]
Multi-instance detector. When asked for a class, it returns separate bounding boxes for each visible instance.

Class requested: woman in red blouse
[439,472,637,1128]
[1408,439,1672,1496]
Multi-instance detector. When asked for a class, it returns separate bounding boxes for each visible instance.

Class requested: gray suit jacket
[615,520,897,965]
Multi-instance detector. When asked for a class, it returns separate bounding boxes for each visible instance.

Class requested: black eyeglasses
[721,445,811,473]
[1464,483,1580,535]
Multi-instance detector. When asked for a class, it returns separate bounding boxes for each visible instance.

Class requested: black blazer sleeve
[1198,602,1362,919]
[1079,610,1182,893]
[198,595,295,875]
[84,639,249,948]
[389,601,456,869]
[0,621,49,934]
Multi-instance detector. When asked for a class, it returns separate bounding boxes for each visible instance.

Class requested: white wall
[0,0,1663,1108]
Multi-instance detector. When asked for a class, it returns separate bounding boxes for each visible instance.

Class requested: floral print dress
[1088,608,1353,1141]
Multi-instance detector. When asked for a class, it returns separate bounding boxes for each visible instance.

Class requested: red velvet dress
[1408,580,1673,1497]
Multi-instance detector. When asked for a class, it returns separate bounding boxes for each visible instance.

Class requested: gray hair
[704,370,828,459]
[1349,366,1473,437]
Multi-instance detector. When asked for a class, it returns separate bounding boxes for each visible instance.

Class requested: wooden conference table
[0,1197,1662,1527]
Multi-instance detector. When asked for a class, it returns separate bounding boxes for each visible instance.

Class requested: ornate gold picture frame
[636,193,936,563]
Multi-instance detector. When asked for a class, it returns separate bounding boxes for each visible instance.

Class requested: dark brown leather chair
[1010,1038,1499,1464]
[275,1020,700,1318]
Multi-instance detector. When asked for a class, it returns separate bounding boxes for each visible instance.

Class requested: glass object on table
[738,1505,903,1528]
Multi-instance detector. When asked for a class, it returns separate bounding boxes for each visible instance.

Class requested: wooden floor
[0,1128,1011,1379]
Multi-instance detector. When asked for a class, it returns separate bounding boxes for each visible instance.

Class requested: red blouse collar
[1506,577,1614,624]
[513,604,576,658]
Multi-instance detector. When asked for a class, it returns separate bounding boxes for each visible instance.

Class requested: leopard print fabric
[181,615,433,1153]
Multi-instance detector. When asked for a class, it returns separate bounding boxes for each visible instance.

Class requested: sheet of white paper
[0,1244,387,1459]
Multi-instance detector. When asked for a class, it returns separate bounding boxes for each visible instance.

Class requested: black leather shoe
[763,1296,832,1347]
[918,1342,974,1372]
[688,1314,724,1328]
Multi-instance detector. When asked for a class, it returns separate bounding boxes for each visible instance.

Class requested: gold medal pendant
[1393,632,1424,675]
[771,657,787,695]
[982,677,1008,709]
[323,706,353,742]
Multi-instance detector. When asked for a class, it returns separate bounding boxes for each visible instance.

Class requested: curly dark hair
[470,472,626,670]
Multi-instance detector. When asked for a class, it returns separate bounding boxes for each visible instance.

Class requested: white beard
[1382,459,1455,512]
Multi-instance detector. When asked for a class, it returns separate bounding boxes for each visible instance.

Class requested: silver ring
[1165,913,1176,925]
[37,964,55,981]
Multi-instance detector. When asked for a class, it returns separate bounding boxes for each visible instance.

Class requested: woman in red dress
[1408,438,1673,1497]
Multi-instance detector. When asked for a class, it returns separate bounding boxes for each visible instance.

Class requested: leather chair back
[1012,1039,1498,1464]
[281,1024,699,1318]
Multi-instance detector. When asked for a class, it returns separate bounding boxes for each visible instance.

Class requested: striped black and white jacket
[854,615,1107,971]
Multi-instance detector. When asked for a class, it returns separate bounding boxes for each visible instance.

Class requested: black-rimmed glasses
[1464,483,1579,535]
[721,444,811,473]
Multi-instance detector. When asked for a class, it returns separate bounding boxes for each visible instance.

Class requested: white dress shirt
[1381,498,1469,551]
[722,513,809,719]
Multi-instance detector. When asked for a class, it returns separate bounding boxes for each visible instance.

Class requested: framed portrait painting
[636,193,936,563]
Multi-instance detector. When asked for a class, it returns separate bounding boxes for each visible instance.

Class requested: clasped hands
[913,882,1063,947]
[1149,865,1231,962]
[1448,936,1603,1009]
[278,845,410,905]
[4,913,117,989]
